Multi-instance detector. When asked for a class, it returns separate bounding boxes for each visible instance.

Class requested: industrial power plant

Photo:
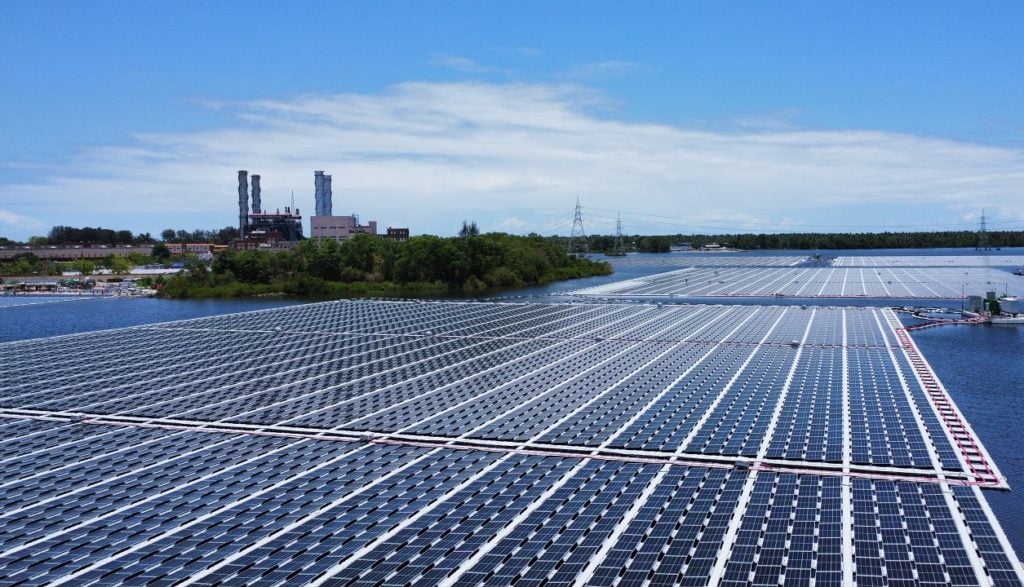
[235,170,304,249]
[233,170,407,249]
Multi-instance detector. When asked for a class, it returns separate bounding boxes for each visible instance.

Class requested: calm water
[910,324,1024,555]
[2,249,1022,556]
[0,296,302,342]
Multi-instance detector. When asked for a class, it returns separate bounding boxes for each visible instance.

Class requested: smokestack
[251,174,262,214]
[237,170,249,237]
[323,174,333,216]
[313,170,325,216]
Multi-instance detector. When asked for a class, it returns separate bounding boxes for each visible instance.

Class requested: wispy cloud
[0,210,44,235]
[566,60,645,80]
[430,54,493,73]
[2,81,1023,240]
[505,46,543,57]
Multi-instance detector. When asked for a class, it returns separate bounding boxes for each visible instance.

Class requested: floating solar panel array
[834,255,1024,268]
[568,267,1023,298]
[0,300,1021,585]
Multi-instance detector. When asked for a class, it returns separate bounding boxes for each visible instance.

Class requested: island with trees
[157,232,612,298]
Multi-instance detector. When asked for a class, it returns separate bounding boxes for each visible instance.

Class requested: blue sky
[2,1,1023,240]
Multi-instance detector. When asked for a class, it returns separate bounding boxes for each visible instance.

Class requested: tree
[107,255,133,275]
[5,256,35,276]
[295,238,344,281]
[152,243,171,260]
[459,221,479,238]
[71,259,95,276]
[28,236,49,246]
[161,229,176,242]
[340,234,380,274]
[213,226,239,244]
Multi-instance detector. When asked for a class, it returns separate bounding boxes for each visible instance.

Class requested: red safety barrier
[895,327,1000,487]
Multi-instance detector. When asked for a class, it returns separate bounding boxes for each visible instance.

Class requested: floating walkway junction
[1,297,1022,585]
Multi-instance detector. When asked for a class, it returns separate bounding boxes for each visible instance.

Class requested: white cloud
[0,210,45,240]
[2,81,1024,238]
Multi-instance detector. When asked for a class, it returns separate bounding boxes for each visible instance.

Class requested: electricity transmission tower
[612,213,626,256]
[977,209,990,251]
[567,197,589,257]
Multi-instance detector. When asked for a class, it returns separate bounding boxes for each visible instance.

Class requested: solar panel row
[0,423,1017,585]
[834,255,1024,268]
[568,266,1021,298]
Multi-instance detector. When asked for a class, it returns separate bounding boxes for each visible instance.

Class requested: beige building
[310,215,378,243]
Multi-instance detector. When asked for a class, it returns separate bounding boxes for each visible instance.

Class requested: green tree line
[5,225,240,246]
[46,226,154,246]
[686,230,1024,250]
[558,230,1024,252]
[158,233,612,298]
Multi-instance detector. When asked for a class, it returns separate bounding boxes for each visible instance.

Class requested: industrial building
[386,227,410,242]
[234,170,304,249]
[309,169,407,243]
[0,246,153,261]
[232,169,407,247]
[310,214,378,242]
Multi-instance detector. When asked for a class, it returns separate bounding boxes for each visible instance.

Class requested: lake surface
[0,296,303,343]
[2,248,1022,556]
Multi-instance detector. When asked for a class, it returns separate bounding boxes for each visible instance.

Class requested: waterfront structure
[0,299,1020,584]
